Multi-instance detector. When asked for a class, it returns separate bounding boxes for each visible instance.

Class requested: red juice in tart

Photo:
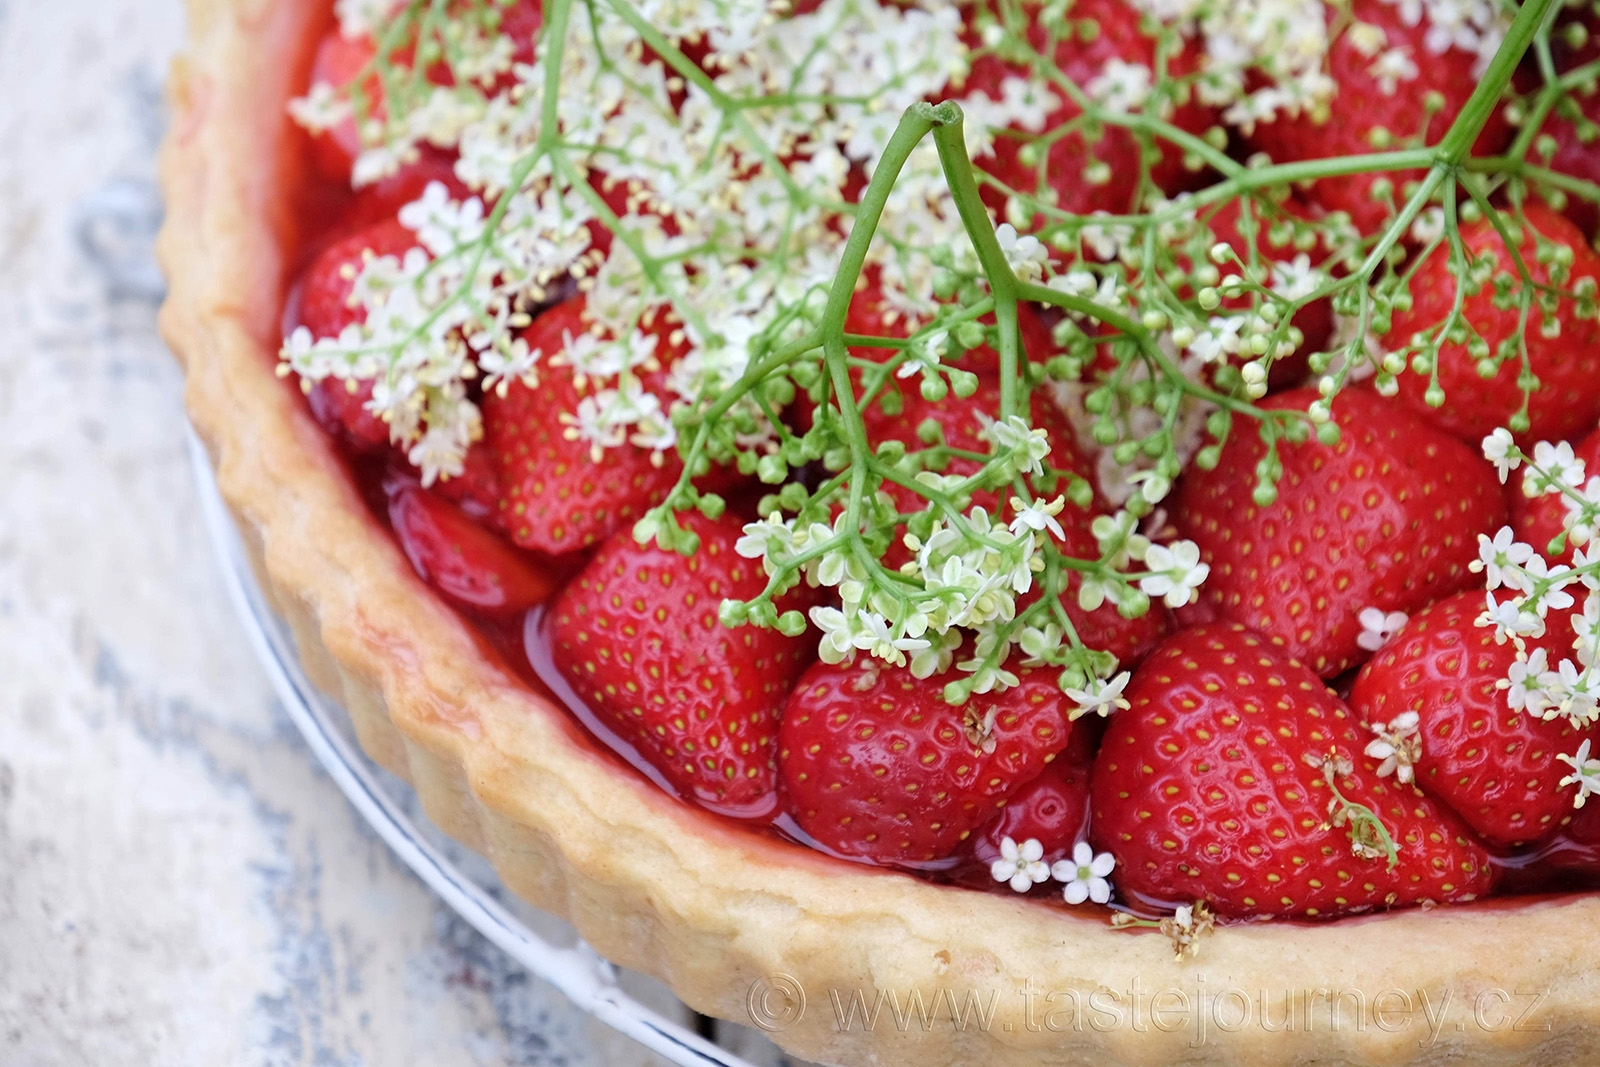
[270,0,1600,941]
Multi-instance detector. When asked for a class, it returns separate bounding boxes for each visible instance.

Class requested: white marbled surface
[0,2,806,1063]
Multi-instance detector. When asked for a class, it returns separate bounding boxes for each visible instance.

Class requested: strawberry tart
[161,0,1600,1061]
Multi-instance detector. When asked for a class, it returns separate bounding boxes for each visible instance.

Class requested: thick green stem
[818,103,959,528]
[929,109,1026,419]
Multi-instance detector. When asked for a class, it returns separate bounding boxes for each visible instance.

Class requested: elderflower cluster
[285,0,996,481]
[1131,0,1507,133]
[734,414,1208,701]
[1476,429,1600,807]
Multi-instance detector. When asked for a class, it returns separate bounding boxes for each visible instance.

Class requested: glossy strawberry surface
[483,296,684,555]
[387,482,554,616]
[1173,388,1507,676]
[1090,624,1495,919]
[550,513,810,819]
[1349,591,1594,848]
[1389,204,1600,445]
[780,658,1073,864]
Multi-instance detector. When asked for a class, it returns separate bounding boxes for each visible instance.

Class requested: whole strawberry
[1348,590,1594,848]
[1388,204,1600,445]
[484,295,683,555]
[1245,0,1509,234]
[1172,388,1507,676]
[779,659,1073,865]
[1090,624,1495,920]
[963,0,1216,220]
[549,513,810,819]
[1512,428,1600,564]
[296,218,420,452]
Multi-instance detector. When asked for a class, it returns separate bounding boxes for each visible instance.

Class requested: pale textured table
[0,3,800,1064]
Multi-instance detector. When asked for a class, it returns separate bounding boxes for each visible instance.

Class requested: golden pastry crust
[158,1,1600,1062]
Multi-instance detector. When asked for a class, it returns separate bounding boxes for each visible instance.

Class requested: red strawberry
[1090,624,1495,919]
[1172,387,1508,676]
[1245,0,1510,234]
[1388,204,1600,446]
[549,513,810,819]
[387,481,554,617]
[483,296,683,555]
[1513,427,1600,563]
[1348,590,1593,848]
[779,658,1074,864]
[295,218,421,451]
[963,0,1216,220]
[969,720,1095,874]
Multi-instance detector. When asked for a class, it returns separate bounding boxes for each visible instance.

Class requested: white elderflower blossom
[287,82,352,134]
[991,837,1051,893]
[1139,540,1210,608]
[1086,59,1154,115]
[1364,710,1421,784]
[1529,441,1586,494]
[989,417,1053,478]
[1269,254,1324,302]
[1501,647,1551,714]
[1356,607,1409,652]
[1368,46,1419,94]
[994,224,1049,282]
[1559,740,1600,808]
[1472,527,1534,591]
[1065,672,1132,720]
[1479,590,1547,643]
[1008,496,1067,541]
[1481,427,1519,483]
[1052,842,1116,905]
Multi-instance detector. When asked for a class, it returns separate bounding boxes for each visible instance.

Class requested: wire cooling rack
[188,429,773,1067]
